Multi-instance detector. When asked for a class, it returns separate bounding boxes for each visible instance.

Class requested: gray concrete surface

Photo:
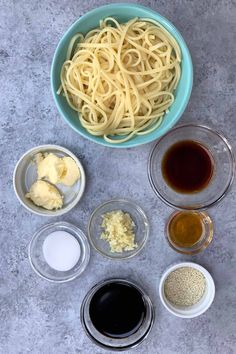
[0,0,236,353]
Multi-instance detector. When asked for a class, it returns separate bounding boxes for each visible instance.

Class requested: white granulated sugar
[43,231,81,271]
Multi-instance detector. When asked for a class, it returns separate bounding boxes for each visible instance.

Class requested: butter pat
[37,153,65,184]
[59,156,80,186]
[26,180,63,210]
[36,153,80,186]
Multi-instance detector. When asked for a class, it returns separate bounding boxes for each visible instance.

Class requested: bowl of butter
[13,145,85,216]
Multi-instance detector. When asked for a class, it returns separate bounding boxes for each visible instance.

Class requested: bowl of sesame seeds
[159,262,215,318]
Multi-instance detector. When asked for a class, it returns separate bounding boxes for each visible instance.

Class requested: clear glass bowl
[88,199,149,259]
[165,211,213,254]
[28,221,90,282]
[81,278,154,350]
[148,124,235,210]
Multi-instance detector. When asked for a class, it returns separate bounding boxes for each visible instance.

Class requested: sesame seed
[164,267,206,306]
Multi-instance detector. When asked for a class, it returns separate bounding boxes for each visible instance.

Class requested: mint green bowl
[51,3,193,148]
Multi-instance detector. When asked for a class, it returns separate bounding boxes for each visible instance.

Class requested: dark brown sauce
[89,282,146,339]
[162,140,214,194]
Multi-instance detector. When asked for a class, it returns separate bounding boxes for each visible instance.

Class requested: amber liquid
[162,140,214,194]
[168,212,203,248]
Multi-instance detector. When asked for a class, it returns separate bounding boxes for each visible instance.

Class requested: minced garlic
[101,210,137,253]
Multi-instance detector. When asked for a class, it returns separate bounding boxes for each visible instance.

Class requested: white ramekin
[159,261,215,318]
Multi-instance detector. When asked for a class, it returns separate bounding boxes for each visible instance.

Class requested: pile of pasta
[59,17,181,143]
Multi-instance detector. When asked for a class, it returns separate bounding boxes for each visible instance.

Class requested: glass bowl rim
[148,123,235,211]
[88,199,150,260]
[28,221,90,283]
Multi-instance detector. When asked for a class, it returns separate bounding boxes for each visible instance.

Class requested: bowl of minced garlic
[13,145,85,216]
[88,199,149,259]
[159,262,215,318]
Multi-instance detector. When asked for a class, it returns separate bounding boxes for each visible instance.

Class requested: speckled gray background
[0,0,236,353]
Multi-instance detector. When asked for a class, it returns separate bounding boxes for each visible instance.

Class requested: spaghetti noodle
[58,17,181,143]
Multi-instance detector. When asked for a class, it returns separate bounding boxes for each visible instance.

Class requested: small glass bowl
[88,199,149,260]
[28,221,90,282]
[148,124,235,210]
[165,211,213,255]
[81,278,154,350]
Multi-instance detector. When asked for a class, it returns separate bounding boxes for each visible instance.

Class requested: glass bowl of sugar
[28,221,90,282]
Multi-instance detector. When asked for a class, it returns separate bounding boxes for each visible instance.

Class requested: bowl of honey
[148,124,235,210]
[166,211,213,254]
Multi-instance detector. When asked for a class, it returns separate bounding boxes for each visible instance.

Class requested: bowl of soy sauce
[81,279,154,350]
[148,124,235,210]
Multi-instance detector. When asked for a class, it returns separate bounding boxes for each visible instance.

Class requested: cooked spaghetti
[58,17,181,143]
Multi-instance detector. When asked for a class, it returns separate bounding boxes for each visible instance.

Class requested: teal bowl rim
[51,3,193,148]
